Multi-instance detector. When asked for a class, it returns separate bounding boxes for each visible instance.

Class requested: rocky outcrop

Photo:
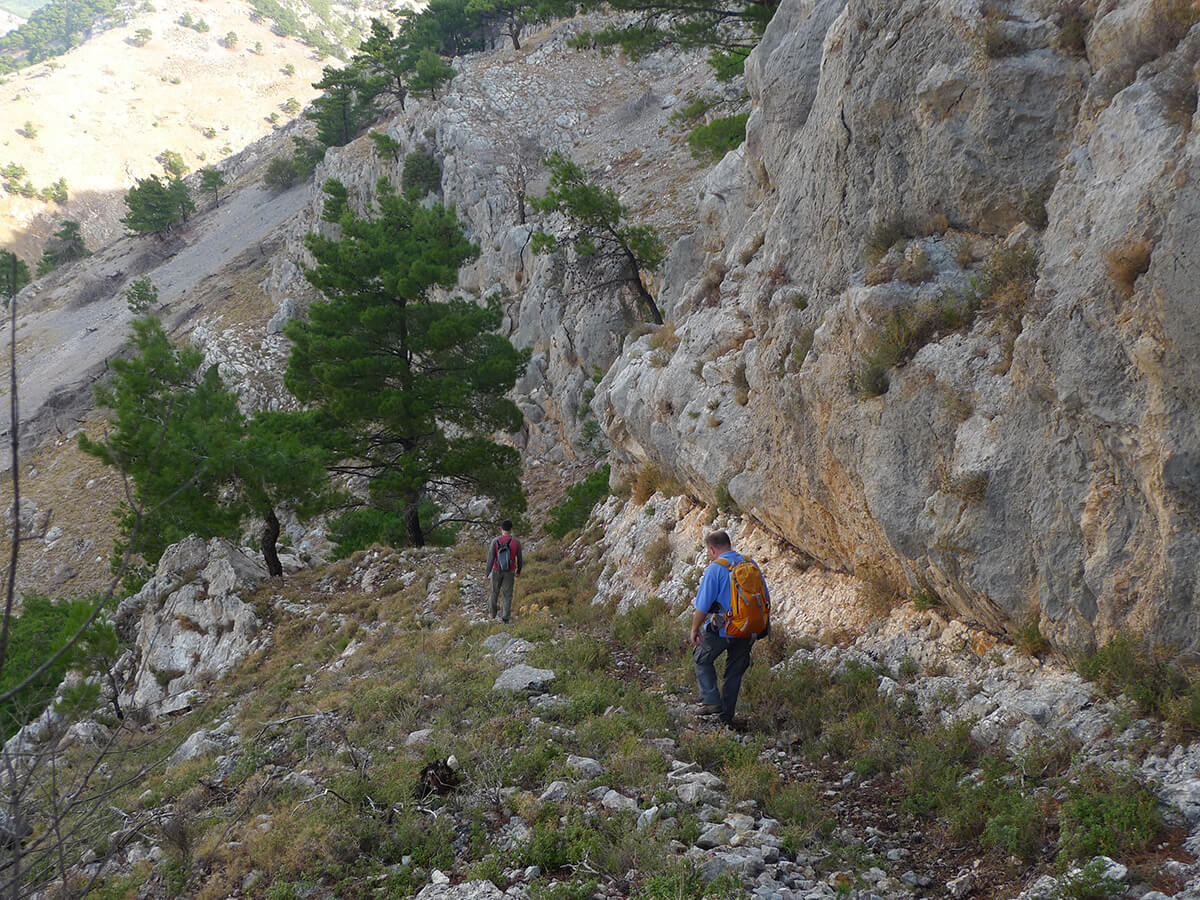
[262,18,721,465]
[118,536,267,713]
[593,0,1200,655]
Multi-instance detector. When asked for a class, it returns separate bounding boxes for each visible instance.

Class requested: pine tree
[465,0,574,50]
[80,317,333,580]
[0,249,30,302]
[408,47,456,99]
[572,0,779,78]
[121,175,194,236]
[306,64,382,148]
[36,219,88,275]
[79,316,245,580]
[285,178,527,551]
[199,167,226,206]
[354,19,414,109]
[531,152,666,324]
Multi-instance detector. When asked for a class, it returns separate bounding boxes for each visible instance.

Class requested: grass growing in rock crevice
[852,243,1038,397]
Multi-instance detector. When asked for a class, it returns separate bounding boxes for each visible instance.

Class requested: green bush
[863,219,908,267]
[0,593,96,738]
[670,94,718,124]
[262,156,299,190]
[687,113,749,162]
[1058,859,1126,900]
[1057,768,1163,864]
[402,149,442,199]
[1080,632,1200,734]
[613,595,670,652]
[545,465,610,538]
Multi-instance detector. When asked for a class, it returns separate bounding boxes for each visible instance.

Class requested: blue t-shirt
[694,551,768,638]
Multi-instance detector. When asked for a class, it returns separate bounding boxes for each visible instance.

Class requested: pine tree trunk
[405,499,424,547]
[625,248,663,324]
[261,508,283,578]
[105,666,124,721]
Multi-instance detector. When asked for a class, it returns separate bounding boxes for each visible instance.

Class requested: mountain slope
[0,0,390,261]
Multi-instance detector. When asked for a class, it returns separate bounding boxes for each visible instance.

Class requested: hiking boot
[697,704,723,716]
[719,715,748,732]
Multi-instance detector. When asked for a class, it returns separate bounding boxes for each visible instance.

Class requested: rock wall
[596,0,1200,654]
[262,18,722,465]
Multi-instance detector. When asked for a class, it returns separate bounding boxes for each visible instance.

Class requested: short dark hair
[501,519,513,532]
[704,530,731,550]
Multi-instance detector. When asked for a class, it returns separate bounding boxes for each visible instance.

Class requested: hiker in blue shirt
[689,530,769,727]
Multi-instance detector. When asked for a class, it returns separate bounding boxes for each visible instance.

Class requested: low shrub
[545,465,610,538]
[262,156,299,190]
[1106,238,1153,297]
[1057,768,1163,864]
[863,219,908,267]
[1014,618,1050,657]
[896,248,935,284]
[644,535,672,584]
[687,113,750,162]
[724,758,778,805]
[852,243,1037,397]
[680,731,760,773]
[631,464,685,504]
[1055,8,1089,56]
[402,150,441,199]
[970,8,1022,60]
[1080,632,1200,734]
[670,94,718,124]
[614,596,671,651]
[648,322,680,351]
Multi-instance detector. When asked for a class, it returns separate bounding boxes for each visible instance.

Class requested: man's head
[704,530,732,558]
[501,520,513,533]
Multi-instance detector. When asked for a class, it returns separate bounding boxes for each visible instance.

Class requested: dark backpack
[495,536,513,572]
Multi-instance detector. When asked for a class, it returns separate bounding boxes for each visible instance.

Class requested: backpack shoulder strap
[714,557,731,570]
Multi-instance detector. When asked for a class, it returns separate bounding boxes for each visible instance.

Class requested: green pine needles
[285,178,528,552]
[570,0,780,80]
[81,317,333,585]
[531,152,666,324]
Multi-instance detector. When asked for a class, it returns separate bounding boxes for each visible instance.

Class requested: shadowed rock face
[596,0,1200,654]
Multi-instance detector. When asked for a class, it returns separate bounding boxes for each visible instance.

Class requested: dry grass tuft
[1106,239,1153,297]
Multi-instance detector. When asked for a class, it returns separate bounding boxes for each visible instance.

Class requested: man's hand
[689,628,702,646]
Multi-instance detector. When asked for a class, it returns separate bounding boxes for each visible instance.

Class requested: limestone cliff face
[598,0,1200,653]
[22,1,1193,652]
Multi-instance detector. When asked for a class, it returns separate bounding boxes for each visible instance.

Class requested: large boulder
[118,537,267,713]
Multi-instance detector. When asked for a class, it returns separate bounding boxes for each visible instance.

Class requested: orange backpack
[715,557,770,638]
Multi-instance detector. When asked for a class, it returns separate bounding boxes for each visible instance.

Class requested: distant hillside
[0,0,43,16]
[0,10,22,36]
[0,0,393,262]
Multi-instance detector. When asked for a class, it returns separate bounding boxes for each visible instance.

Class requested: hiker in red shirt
[486,520,522,623]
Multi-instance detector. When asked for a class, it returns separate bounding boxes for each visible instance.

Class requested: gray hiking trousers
[489,570,514,622]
